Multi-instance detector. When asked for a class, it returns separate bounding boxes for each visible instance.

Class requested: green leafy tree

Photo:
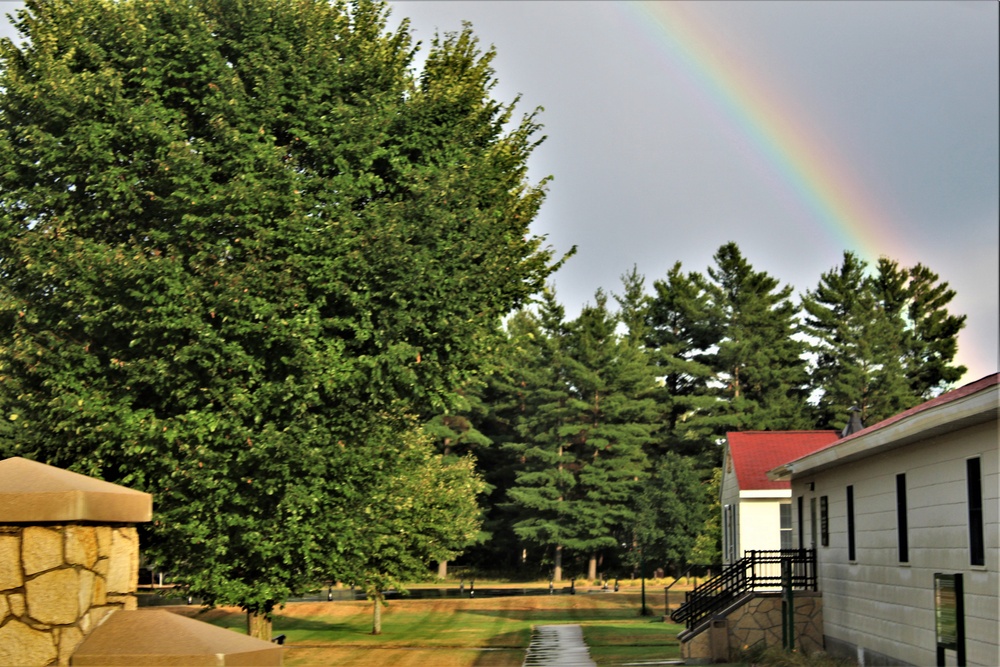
[423,383,492,577]
[0,0,559,638]
[688,467,722,570]
[630,451,707,575]
[340,427,485,635]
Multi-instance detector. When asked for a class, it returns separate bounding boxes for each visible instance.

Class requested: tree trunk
[247,611,271,641]
[437,560,448,579]
[372,592,383,635]
[588,553,597,581]
[554,544,563,582]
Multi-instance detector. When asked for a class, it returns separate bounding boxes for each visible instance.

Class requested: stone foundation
[680,592,824,663]
[0,524,140,666]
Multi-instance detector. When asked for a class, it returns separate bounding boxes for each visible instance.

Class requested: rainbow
[615,1,899,264]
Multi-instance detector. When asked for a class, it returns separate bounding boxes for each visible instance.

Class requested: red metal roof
[828,372,1000,447]
[727,431,840,491]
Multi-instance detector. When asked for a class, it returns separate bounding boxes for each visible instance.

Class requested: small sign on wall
[934,573,965,666]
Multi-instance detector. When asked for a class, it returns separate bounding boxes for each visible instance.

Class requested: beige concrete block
[57,625,84,667]
[0,593,9,620]
[0,533,22,590]
[106,528,137,594]
[93,557,108,578]
[22,526,64,575]
[0,618,57,667]
[25,568,80,625]
[0,458,152,524]
[64,525,98,569]
[10,592,26,617]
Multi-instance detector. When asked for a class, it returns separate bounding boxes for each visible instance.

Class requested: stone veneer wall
[0,524,139,667]
[680,592,824,663]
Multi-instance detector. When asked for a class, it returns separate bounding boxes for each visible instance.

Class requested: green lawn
[172,591,684,666]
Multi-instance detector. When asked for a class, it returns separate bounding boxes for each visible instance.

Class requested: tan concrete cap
[71,609,284,666]
[0,457,152,523]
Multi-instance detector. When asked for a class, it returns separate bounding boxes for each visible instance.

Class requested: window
[780,503,793,550]
[846,485,855,561]
[809,497,817,549]
[896,473,908,563]
[723,504,738,563]
[797,496,805,549]
[820,496,829,547]
[968,458,984,566]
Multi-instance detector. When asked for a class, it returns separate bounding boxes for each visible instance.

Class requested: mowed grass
[170,591,684,667]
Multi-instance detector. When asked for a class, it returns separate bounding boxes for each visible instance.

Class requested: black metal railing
[670,549,816,630]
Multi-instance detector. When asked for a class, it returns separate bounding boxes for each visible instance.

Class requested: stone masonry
[0,524,140,666]
[680,592,824,663]
[0,456,152,666]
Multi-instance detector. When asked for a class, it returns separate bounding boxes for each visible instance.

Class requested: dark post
[781,556,794,650]
[640,548,652,616]
[549,579,554,595]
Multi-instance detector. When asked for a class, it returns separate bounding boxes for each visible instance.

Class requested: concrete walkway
[522,624,596,667]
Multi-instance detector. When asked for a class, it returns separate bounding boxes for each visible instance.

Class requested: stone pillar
[0,457,152,667]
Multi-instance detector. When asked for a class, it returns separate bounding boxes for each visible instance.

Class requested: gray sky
[2,1,997,383]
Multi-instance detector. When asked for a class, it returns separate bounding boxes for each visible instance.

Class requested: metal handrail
[670,549,816,630]
[663,564,701,614]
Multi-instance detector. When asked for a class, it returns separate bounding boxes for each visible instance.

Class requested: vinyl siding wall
[792,420,998,666]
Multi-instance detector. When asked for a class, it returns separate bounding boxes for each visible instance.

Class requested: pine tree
[504,290,578,580]
[902,263,967,396]
[560,290,655,581]
[700,242,813,432]
[803,252,966,429]
[646,262,719,466]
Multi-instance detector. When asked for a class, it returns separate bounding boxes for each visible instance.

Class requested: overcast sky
[2,1,997,383]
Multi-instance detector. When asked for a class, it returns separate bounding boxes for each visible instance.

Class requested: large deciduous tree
[0,0,559,637]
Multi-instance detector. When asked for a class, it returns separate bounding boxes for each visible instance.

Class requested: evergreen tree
[646,262,718,466]
[902,263,967,395]
[503,290,578,580]
[700,242,812,432]
[803,252,966,429]
[631,451,708,575]
[0,0,559,636]
[561,290,656,580]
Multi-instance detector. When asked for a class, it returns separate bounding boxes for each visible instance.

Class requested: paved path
[522,624,596,667]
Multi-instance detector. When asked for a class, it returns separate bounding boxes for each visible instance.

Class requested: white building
[771,374,999,666]
[720,431,838,564]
